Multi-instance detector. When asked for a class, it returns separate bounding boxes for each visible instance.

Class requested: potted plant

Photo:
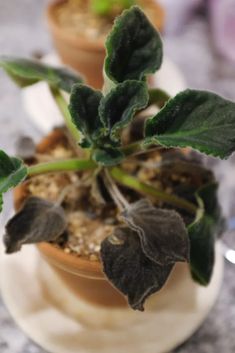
[0,6,234,312]
[46,0,164,88]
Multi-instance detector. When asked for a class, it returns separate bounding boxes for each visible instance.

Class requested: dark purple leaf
[121,199,189,265]
[101,226,174,311]
[4,197,67,254]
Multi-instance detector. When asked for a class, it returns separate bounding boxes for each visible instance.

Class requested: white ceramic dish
[0,237,224,353]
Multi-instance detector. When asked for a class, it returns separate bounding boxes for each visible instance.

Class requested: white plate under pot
[0,237,224,353]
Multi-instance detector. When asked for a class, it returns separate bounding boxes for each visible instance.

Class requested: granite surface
[1,1,235,352]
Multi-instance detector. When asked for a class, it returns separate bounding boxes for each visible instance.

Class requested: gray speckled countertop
[1,1,235,352]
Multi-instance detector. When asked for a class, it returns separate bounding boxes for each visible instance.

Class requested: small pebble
[94,245,101,252]
[105,217,116,225]
[90,254,99,261]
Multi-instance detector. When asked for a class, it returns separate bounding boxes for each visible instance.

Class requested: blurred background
[0,0,235,352]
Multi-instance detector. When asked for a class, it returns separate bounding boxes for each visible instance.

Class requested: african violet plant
[0,6,234,311]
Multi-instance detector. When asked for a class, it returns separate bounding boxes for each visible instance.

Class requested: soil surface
[25,128,211,260]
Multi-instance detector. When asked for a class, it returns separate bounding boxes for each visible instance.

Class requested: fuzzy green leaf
[188,182,225,285]
[99,80,149,142]
[0,56,83,93]
[104,6,163,84]
[0,150,27,213]
[145,89,235,159]
[69,84,104,145]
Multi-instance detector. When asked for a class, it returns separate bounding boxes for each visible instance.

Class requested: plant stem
[121,141,143,156]
[121,140,162,158]
[103,169,129,211]
[50,87,81,143]
[28,159,96,176]
[110,167,197,214]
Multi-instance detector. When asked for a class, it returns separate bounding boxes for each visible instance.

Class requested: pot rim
[37,242,103,277]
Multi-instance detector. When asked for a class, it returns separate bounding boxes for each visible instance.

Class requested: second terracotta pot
[46,0,165,89]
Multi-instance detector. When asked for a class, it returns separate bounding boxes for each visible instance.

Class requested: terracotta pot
[13,129,196,310]
[46,0,165,89]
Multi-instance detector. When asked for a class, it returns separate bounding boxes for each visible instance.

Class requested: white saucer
[21,54,186,136]
[0,234,224,353]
